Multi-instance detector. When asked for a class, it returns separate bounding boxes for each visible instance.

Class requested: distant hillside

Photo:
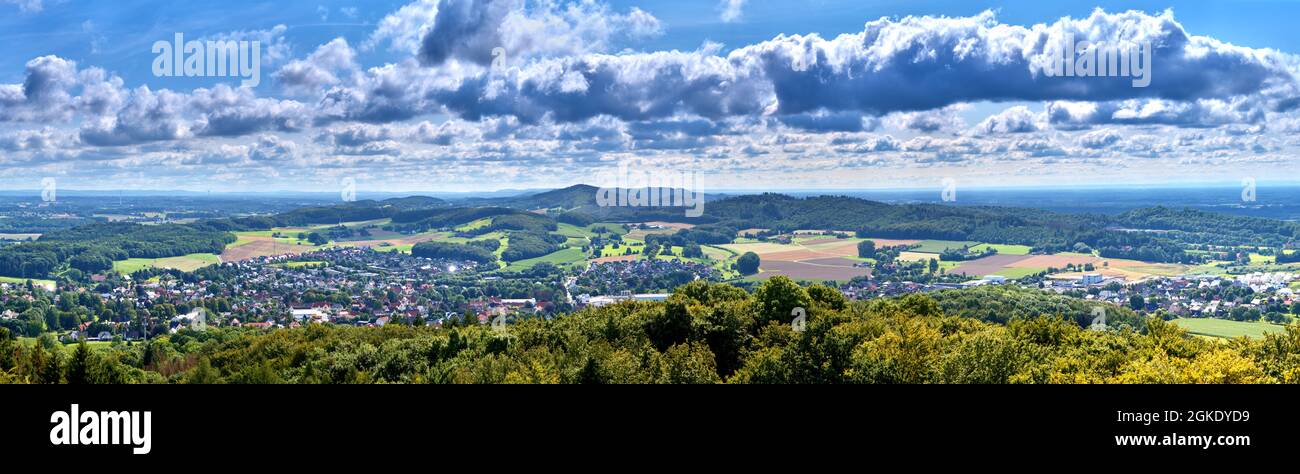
[1115,206,1300,247]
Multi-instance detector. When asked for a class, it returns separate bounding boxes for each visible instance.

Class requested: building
[1081,273,1104,285]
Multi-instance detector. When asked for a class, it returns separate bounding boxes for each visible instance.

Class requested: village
[0,246,734,341]
[843,269,1300,324]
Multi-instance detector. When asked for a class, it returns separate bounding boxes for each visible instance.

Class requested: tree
[857,240,876,258]
[736,252,760,275]
[1129,295,1145,311]
[66,341,92,384]
[307,232,329,246]
[753,276,811,327]
[186,357,222,384]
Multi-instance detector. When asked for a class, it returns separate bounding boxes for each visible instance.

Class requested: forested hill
[1115,206,1300,247]
[0,222,234,278]
[469,185,1300,262]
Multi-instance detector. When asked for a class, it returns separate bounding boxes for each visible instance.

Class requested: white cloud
[720,0,746,23]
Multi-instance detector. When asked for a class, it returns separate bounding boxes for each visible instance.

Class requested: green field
[555,223,598,239]
[1248,253,1276,264]
[455,218,494,232]
[969,243,1033,255]
[0,276,57,291]
[113,253,221,274]
[19,337,114,350]
[503,247,588,271]
[600,242,645,257]
[1172,318,1287,339]
[912,240,980,253]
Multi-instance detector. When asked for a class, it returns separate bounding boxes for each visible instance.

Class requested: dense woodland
[3,279,1292,384]
[0,223,234,278]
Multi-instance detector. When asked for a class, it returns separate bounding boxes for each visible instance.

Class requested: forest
[0,222,235,278]
[3,278,1291,384]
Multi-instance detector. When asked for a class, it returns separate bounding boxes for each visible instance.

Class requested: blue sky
[3,0,1300,192]
[8,1,1300,86]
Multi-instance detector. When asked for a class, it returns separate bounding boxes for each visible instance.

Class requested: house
[1081,274,1104,285]
[291,308,326,321]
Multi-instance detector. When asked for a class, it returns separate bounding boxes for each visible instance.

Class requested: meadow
[1171,318,1288,339]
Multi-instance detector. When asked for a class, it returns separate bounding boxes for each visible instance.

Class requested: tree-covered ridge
[253,196,448,227]
[472,186,1300,263]
[3,277,1294,384]
[0,222,235,278]
[1115,206,1300,247]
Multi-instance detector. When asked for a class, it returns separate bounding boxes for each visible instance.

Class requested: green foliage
[857,240,876,258]
[500,232,564,262]
[0,222,235,278]
[735,252,760,275]
[6,278,1299,384]
[411,241,498,264]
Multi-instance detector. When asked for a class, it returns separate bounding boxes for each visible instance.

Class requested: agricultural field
[455,218,494,233]
[1249,253,1276,264]
[969,243,1033,255]
[19,337,113,350]
[222,234,322,262]
[113,253,221,274]
[722,238,870,282]
[503,247,588,272]
[1172,318,1288,339]
[911,240,980,253]
[0,276,57,291]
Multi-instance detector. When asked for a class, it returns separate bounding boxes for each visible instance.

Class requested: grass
[19,337,114,350]
[912,240,980,253]
[600,242,645,257]
[113,253,221,274]
[0,276,56,291]
[455,218,495,233]
[1125,264,1194,278]
[969,243,1033,255]
[503,247,588,271]
[989,267,1048,279]
[556,223,597,239]
[1249,253,1276,264]
[1172,318,1287,339]
[589,223,629,236]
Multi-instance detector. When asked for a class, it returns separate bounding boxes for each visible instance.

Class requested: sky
[2,0,1300,193]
